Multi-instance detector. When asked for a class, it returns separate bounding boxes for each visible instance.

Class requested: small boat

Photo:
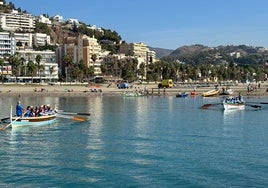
[123,92,144,97]
[190,91,197,96]
[222,97,245,110]
[220,88,234,95]
[202,89,220,97]
[11,114,57,129]
[176,92,188,98]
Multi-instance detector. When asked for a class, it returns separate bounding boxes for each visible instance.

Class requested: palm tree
[62,55,73,82]
[0,58,4,83]
[9,53,20,83]
[27,60,37,83]
[35,54,42,83]
[49,66,54,82]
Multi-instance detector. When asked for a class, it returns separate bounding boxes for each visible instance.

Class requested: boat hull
[223,102,245,110]
[123,92,144,97]
[176,93,188,98]
[11,114,57,128]
[202,89,220,97]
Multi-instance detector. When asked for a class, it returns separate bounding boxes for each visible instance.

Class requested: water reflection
[222,109,245,138]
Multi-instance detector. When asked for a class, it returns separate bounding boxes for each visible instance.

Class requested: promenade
[0,82,268,97]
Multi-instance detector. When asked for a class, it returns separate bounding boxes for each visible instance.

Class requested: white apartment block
[14,33,50,48]
[87,25,103,33]
[38,15,51,25]
[120,42,156,64]
[17,49,58,80]
[0,32,16,58]
[14,33,33,47]
[53,15,65,23]
[34,33,51,46]
[68,19,79,26]
[0,11,35,32]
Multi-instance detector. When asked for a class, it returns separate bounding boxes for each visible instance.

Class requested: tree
[27,60,37,83]
[62,55,73,82]
[0,58,4,83]
[20,57,26,76]
[9,53,21,83]
[35,54,42,83]
[49,66,55,82]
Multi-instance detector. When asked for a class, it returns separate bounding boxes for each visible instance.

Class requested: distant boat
[202,89,220,97]
[222,97,245,110]
[123,92,144,97]
[176,92,188,98]
[190,91,197,96]
[220,88,234,95]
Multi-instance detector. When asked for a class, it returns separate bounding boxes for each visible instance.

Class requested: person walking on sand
[16,101,24,117]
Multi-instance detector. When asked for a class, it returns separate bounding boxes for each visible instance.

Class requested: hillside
[161,44,268,65]
[148,47,174,59]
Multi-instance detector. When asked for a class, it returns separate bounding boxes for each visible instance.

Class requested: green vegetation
[35,21,51,35]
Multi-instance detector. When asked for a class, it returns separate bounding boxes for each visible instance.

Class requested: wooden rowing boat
[202,89,220,97]
[222,98,245,110]
[11,114,57,129]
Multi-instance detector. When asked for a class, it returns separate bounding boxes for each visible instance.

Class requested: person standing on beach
[16,101,24,117]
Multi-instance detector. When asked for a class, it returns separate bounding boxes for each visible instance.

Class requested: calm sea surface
[0,94,268,187]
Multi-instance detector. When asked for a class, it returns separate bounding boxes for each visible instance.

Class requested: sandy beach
[1,82,268,98]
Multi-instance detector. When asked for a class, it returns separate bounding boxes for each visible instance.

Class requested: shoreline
[1,83,268,98]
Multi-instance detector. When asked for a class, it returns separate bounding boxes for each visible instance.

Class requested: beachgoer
[238,92,242,101]
[16,101,24,117]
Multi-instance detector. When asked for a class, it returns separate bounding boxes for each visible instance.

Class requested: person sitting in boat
[24,106,30,117]
[16,101,24,117]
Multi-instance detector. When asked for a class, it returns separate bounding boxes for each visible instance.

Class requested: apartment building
[38,15,51,25]
[101,53,127,77]
[53,15,65,23]
[14,33,51,49]
[0,32,15,58]
[57,35,102,77]
[0,10,35,32]
[34,33,51,46]
[119,42,156,80]
[120,42,156,63]
[16,49,58,81]
[78,35,101,65]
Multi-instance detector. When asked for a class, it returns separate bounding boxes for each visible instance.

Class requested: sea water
[0,95,268,187]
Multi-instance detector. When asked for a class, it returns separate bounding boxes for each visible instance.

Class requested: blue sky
[7,0,268,49]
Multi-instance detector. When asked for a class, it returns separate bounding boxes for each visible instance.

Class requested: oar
[56,114,87,122]
[1,110,29,131]
[0,117,10,123]
[1,116,20,131]
[201,103,221,109]
[57,111,90,116]
[246,102,268,105]
[58,112,90,116]
[245,104,262,109]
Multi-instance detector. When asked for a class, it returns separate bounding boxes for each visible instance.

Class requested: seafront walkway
[0,82,268,97]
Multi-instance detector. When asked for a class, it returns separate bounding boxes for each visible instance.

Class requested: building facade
[38,15,51,25]
[0,32,15,58]
[14,33,51,49]
[16,49,58,81]
[78,35,101,74]
[0,11,35,32]
[57,35,102,77]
